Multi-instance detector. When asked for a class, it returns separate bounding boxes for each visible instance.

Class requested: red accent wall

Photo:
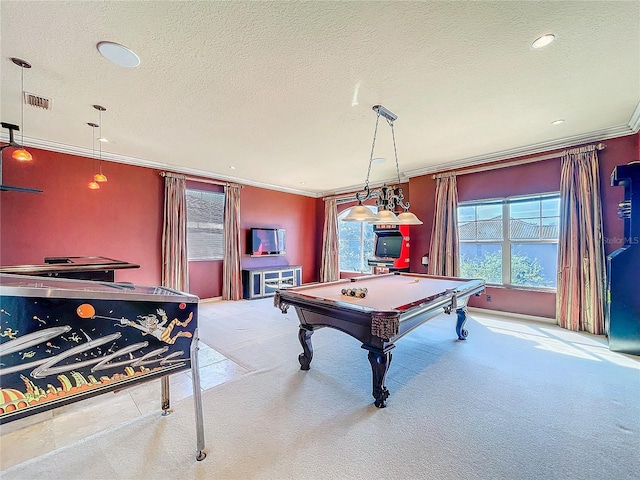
[0,147,163,286]
[406,133,639,319]
[1,147,323,298]
[240,185,322,284]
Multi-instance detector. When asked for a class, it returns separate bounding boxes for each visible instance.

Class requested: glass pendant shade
[94,172,108,183]
[88,180,100,190]
[12,148,32,161]
[371,209,399,224]
[396,211,423,225]
[342,204,378,222]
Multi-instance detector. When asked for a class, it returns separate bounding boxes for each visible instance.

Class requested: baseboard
[468,307,556,325]
[199,296,223,303]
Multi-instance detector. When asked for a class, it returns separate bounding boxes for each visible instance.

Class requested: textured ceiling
[1,1,639,197]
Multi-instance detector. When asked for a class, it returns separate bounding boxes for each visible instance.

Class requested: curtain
[162,173,189,291]
[556,146,606,334]
[428,174,459,276]
[222,183,242,300]
[320,198,339,282]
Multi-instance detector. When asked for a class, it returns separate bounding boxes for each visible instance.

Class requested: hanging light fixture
[93,105,108,183]
[87,122,100,190]
[10,58,32,162]
[342,105,422,225]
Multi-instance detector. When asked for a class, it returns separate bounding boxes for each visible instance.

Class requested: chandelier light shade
[88,180,100,190]
[341,105,422,225]
[341,204,378,222]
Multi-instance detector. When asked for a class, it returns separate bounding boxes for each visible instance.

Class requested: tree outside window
[458,194,559,288]
[338,206,376,273]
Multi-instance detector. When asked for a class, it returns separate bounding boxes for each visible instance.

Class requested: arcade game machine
[607,161,640,355]
[367,225,410,274]
[0,274,207,460]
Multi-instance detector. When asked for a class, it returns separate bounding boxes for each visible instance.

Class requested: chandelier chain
[364,111,381,191]
[389,120,401,185]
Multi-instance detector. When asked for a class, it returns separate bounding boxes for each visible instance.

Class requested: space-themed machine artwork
[0,273,206,461]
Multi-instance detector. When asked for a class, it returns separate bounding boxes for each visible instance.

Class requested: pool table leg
[367,349,392,408]
[298,326,314,370]
[455,307,469,340]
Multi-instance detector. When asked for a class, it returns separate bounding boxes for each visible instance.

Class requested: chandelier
[341,105,422,225]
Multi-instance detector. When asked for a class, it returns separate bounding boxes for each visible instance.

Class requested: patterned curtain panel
[320,198,339,282]
[428,175,460,276]
[162,173,189,291]
[222,184,242,301]
[557,146,606,334]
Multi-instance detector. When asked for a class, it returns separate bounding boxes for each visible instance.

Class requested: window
[186,189,225,261]
[458,194,560,288]
[338,206,376,273]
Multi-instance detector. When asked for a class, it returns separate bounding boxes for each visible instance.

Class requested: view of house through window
[338,206,376,273]
[186,189,225,261]
[458,194,560,288]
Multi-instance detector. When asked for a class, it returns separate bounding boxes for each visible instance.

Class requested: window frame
[458,192,560,290]
[185,188,225,261]
[337,205,376,274]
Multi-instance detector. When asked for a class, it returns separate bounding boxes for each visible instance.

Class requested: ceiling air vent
[24,92,51,110]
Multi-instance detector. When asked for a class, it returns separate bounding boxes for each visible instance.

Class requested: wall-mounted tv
[249,228,286,257]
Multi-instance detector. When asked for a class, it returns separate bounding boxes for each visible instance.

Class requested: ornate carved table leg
[298,327,314,370]
[367,349,392,408]
[455,306,469,340]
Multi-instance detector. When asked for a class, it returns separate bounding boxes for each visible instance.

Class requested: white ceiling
[1,1,639,197]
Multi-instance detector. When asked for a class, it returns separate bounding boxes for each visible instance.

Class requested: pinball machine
[0,274,206,460]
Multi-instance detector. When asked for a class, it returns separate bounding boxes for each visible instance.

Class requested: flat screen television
[249,228,286,256]
[373,231,403,259]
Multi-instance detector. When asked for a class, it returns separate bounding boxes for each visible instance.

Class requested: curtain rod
[160,171,242,188]
[432,142,606,179]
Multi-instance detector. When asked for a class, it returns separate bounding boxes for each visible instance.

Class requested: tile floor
[0,342,248,471]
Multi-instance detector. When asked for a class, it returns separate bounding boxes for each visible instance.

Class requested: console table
[242,265,302,300]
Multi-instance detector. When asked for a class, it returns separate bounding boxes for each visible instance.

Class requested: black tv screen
[374,231,403,259]
[250,228,286,256]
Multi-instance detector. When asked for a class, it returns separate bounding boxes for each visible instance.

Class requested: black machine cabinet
[607,161,640,355]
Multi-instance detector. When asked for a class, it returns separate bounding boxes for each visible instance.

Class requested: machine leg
[298,327,314,370]
[367,349,392,408]
[161,376,171,415]
[190,328,207,461]
[455,307,469,340]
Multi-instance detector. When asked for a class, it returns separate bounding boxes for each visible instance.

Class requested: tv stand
[242,265,302,300]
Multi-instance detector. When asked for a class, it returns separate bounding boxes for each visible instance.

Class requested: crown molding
[4,108,639,199]
[628,101,640,133]
[0,134,318,198]
[403,123,637,178]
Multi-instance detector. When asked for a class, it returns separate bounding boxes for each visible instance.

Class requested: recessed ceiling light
[97,41,140,67]
[551,119,565,125]
[229,166,236,170]
[532,34,556,49]
[371,157,386,164]
[300,181,306,185]
[98,137,109,142]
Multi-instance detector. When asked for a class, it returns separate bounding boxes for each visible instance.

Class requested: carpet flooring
[1,297,638,479]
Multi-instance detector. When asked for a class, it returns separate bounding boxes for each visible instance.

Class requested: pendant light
[87,122,100,190]
[93,105,107,183]
[342,105,422,225]
[10,58,32,162]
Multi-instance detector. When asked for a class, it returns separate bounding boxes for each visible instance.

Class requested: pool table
[274,272,485,407]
